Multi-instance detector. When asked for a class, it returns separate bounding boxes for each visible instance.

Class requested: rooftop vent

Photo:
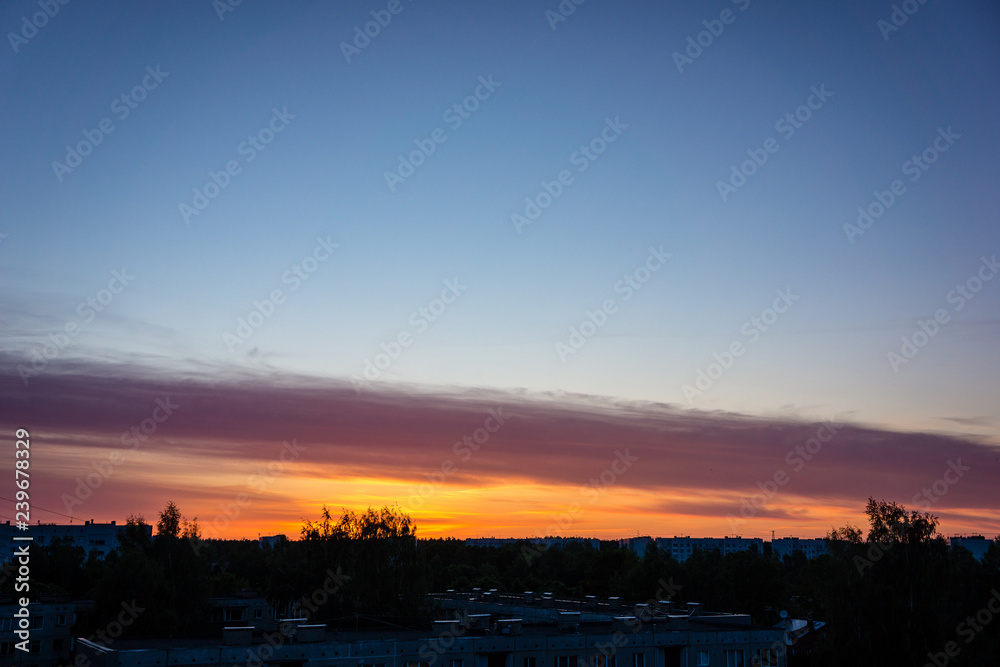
[296,624,325,643]
[557,611,581,632]
[434,620,463,636]
[497,618,522,635]
[464,613,491,632]
[612,616,636,632]
[633,603,652,620]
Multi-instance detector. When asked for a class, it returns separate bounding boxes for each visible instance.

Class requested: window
[723,650,743,667]
[30,616,43,630]
[696,651,709,666]
[0,618,11,631]
[593,656,616,667]
[753,649,777,667]
[557,657,579,667]
[223,608,245,622]
[450,661,463,667]
[56,615,67,626]
[405,662,429,667]
[30,640,41,654]
[523,659,536,667]
[632,655,644,667]
[254,609,263,619]
[0,643,14,655]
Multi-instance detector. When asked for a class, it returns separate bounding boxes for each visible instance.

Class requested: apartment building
[74,591,787,667]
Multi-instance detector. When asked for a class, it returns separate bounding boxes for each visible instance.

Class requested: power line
[0,496,80,521]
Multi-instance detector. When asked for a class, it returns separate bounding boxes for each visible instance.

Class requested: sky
[1,0,998,541]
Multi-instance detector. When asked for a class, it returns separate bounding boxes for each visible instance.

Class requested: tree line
[4,499,998,666]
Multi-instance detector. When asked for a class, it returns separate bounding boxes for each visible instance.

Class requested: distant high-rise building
[771,537,828,560]
[0,520,150,563]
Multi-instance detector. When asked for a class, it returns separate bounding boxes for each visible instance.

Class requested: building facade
[0,598,79,667]
[949,535,994,561]
[0,521,151,564]
[73,592,787,667]
[652,537,764,564]
[770,538,827,561]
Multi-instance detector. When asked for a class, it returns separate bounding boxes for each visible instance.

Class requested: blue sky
[3,0,1000,447]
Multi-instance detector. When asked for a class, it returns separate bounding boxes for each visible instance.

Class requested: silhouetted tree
[156,501,181,538]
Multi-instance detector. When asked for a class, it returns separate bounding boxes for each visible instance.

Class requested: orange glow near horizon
[35,433,1000,543]
[76,469,996,543]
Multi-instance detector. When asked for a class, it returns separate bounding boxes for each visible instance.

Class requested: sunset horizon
[5,355,997,543]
